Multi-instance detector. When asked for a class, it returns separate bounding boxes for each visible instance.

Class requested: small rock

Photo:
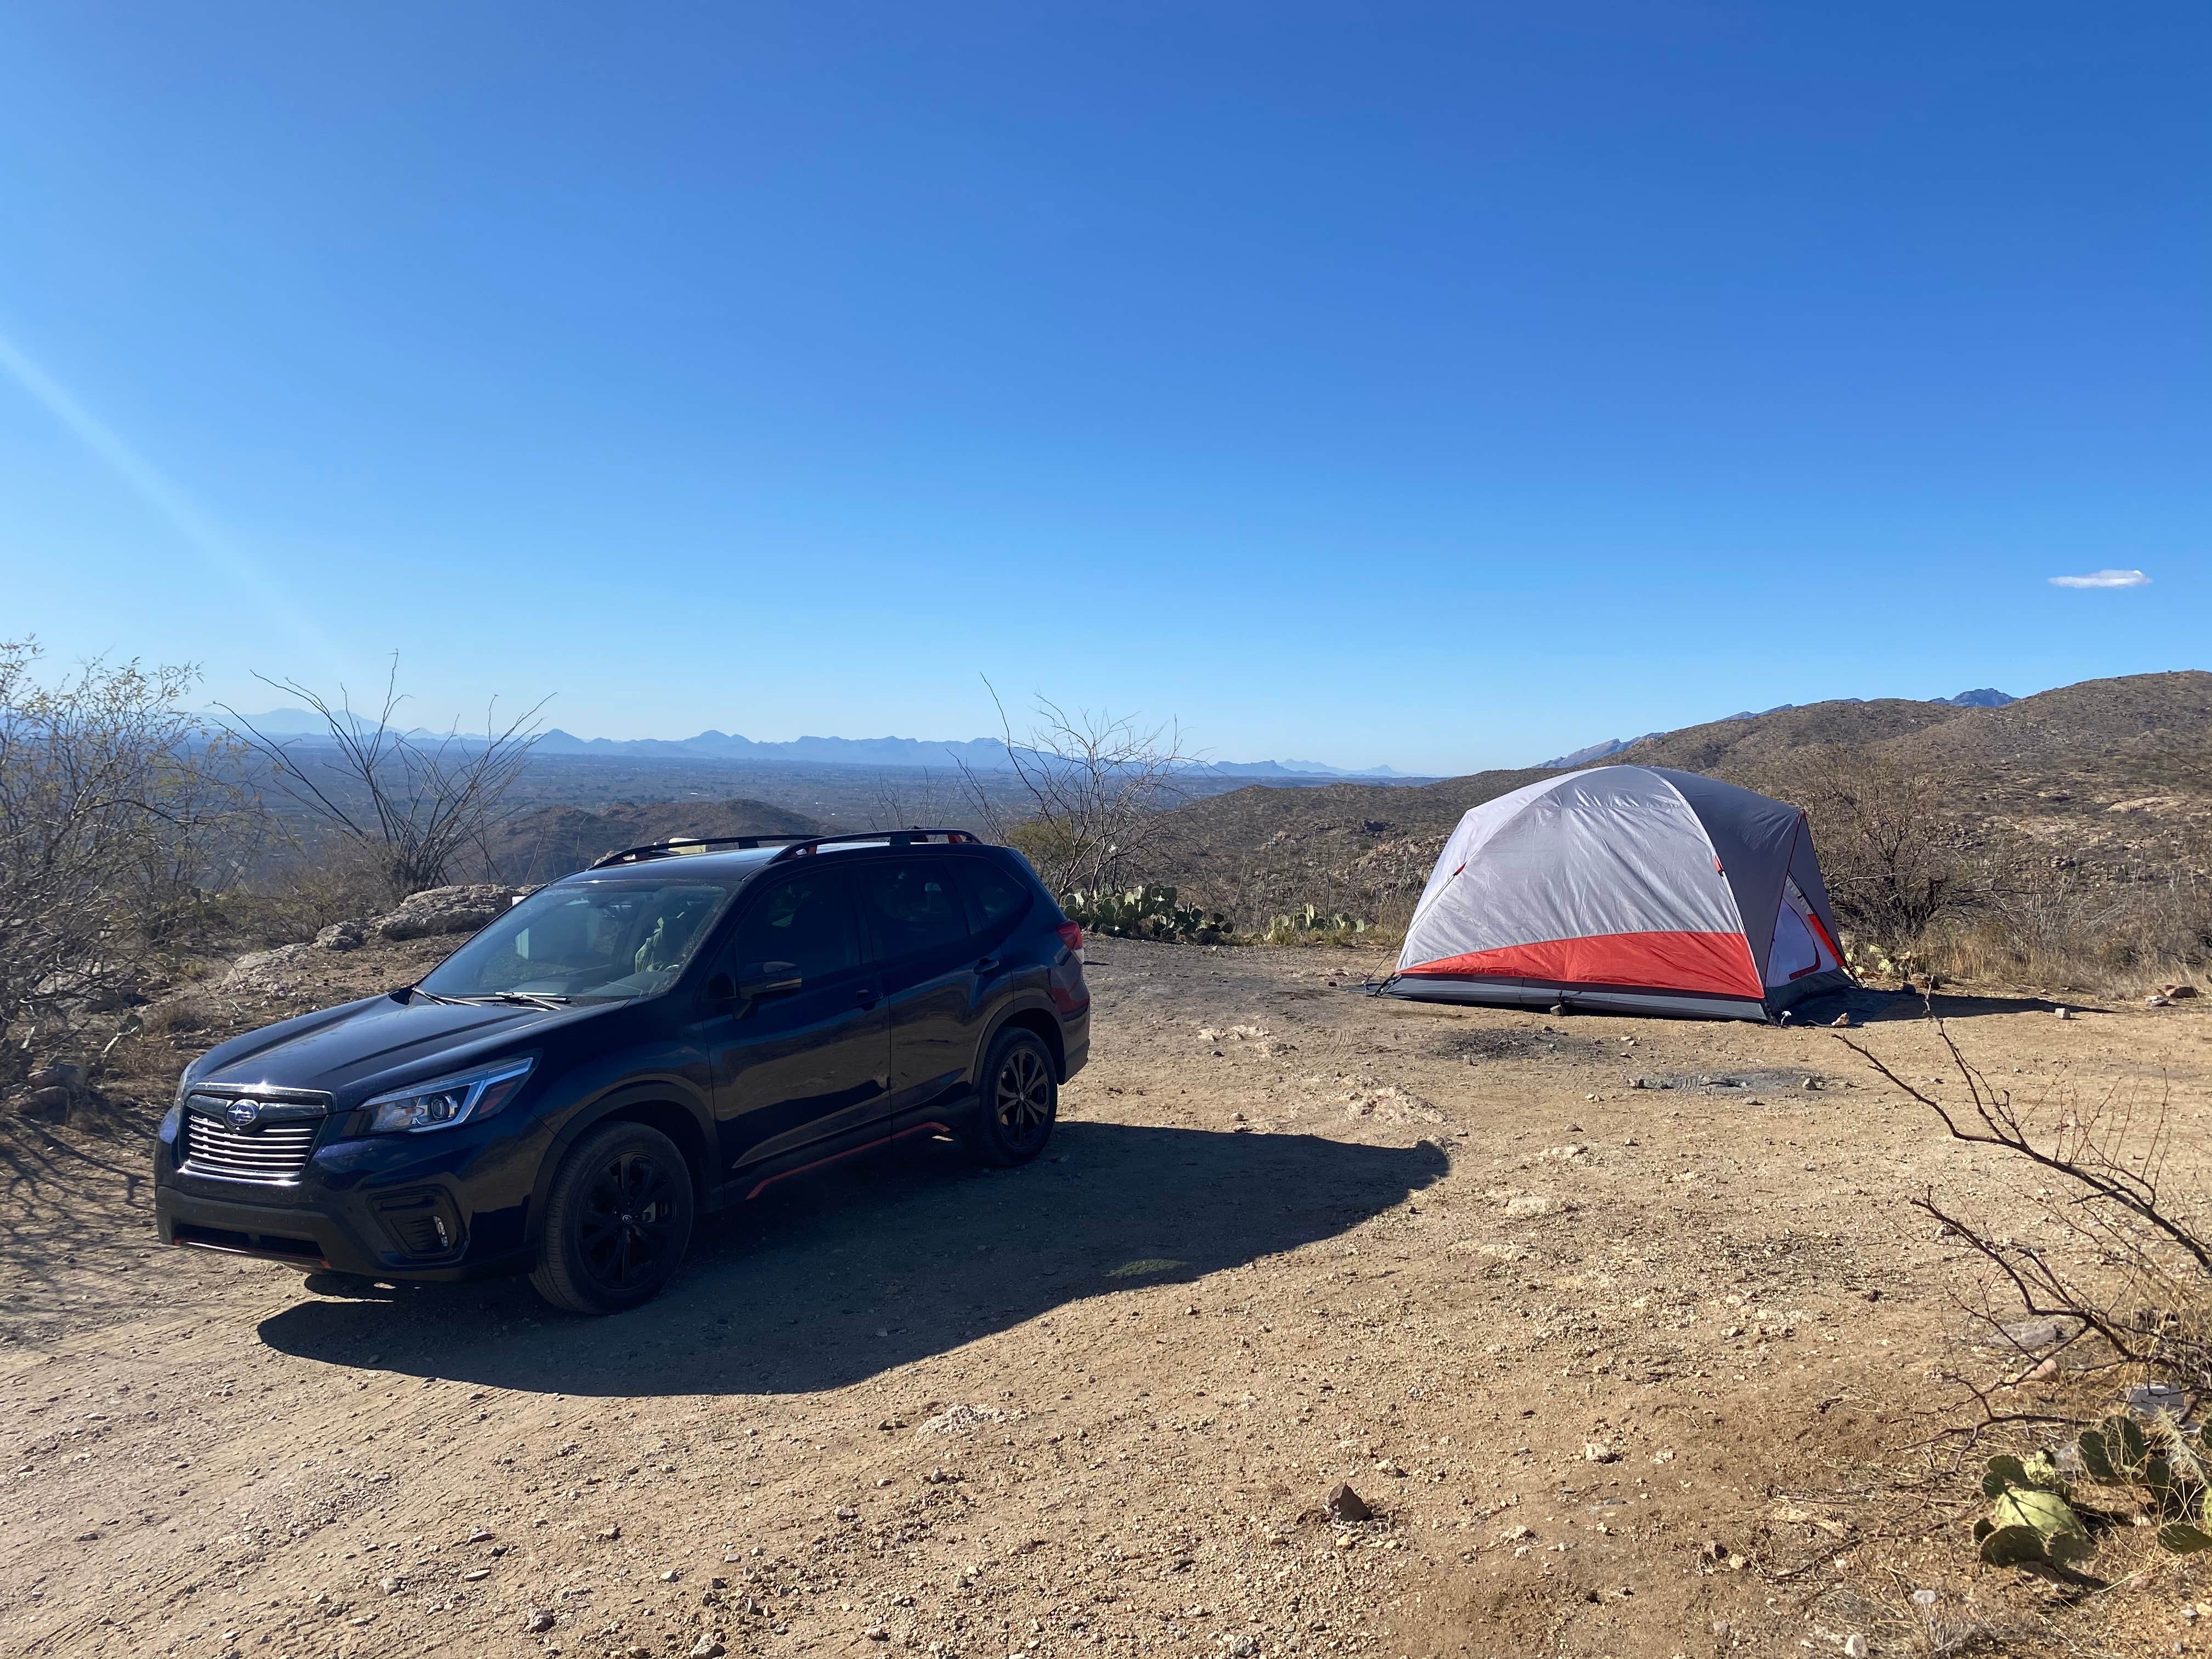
[1325,1482,1373,1523]
[917,1403,1006,1437]
[379,1576,401,1595]
[624,1646,652,1659]
[1830,1012,1852,1028]
[2148,995,2171,1007]
[466,1527,494,1543]
[1844,1637,1868,1658]
[15,1087,71,1124]
[2056,1006,2072,1020]
[660,1568,680,1581]
[1218,1637,1257,1659]
[1999,1316,2072,1350]
[597,1524,622,1541]
[864,1628,890,1643]
[1583,1442,1620,1463]
[689,1639,726,1658]
[461,1568,490,1582]
[1548,1003,1568,1016]
[1910,1588,1938,1607]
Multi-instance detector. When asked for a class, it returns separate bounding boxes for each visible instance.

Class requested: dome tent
[1383,765,1850,1021]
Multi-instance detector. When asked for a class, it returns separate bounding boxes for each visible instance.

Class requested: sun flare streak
[0,325,335,661]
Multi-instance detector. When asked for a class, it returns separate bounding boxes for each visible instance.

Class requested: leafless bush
[0,640,250,1085]
[958,687,1195,898]
[1841,1024,2212,1405]
[865,768,960,834]
[1930,845,2212,994]
[1762,747,1967,947]
[222,656,546,895]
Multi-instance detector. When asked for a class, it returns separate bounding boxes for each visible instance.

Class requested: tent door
[1765,875,1839,988]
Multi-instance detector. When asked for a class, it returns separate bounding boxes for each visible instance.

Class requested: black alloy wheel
[972,1028,1057,1166]
[578,1148,681,1293]
[531,1121,695,1315]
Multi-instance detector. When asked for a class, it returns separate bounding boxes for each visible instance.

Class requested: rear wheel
[530,1121,695,1316]
[968,1028,1057,1167]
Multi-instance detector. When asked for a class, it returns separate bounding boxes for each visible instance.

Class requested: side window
[956,858,1032,935]
[853,860,970,960]
[723,872,858,983]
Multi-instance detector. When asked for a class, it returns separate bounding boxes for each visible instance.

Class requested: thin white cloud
[0,325,336,662]
[2049,569,2151,589]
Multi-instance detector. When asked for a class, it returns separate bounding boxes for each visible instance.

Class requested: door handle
[973,956,1001,974]
[854,988,880,1010]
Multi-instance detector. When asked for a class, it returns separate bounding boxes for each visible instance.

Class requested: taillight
[1055,921,1084,958]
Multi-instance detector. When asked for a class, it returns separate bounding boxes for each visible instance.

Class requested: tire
[968,1027,1058,1167]
[529,1121,696,1316]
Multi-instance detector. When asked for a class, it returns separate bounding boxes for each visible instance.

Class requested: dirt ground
[5,940,2211,1659]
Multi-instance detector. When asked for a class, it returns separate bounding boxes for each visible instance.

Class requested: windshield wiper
[483,991,571,1011]
[409,985,468,1006]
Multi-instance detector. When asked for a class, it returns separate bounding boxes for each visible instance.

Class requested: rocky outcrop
[221,943,320,991]
[217,883,534,994]
[371,884,527,943]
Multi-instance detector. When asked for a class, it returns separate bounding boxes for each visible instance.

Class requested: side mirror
[737,961,803,1000]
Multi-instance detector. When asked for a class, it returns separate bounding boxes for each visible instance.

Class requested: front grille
[182,1111,320,1184]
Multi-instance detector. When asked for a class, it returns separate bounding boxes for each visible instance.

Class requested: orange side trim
[1400,930,1764,1000]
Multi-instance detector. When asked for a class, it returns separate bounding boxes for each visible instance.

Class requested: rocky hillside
[1149,671,2212,928]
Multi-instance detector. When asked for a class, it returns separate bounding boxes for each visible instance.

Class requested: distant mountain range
[1537,689,2017,770]
[225,710,1411,780]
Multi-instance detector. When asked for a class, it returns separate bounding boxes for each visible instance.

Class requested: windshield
[419,878,736,1002]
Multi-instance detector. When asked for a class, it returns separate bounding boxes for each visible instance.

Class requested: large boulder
[315,918,371,951]
[221,942,319,991]
[373,884,528,942]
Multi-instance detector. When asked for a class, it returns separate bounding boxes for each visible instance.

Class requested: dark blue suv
[154,831,1090,1314]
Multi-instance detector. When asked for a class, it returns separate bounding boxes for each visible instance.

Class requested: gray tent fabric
[1387,765,1850,1021]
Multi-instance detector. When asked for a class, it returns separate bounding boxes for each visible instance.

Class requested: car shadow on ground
[255,1121,1449,1397]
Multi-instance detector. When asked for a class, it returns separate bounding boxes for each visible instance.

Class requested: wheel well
[997,1010,1067,1082]
[601,1101,709,1195]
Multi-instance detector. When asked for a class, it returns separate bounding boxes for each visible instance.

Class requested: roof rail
[585,827,982,871]
[768,827,981,862]
[588,834,813,870]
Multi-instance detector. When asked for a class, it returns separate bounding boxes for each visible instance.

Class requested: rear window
[957,858,1033,933]
[852,860,970,959]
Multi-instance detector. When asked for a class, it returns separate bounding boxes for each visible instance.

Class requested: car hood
[188,993,617,1106]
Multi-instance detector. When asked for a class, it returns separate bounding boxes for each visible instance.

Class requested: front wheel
[529,1121,695,1316]
[969,1028,1058,1167]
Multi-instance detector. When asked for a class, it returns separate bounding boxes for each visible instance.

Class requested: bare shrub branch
[0,639,249,1083]
[220,654,547,896]
[1762,746,1966,947]
[956,681,1195,898]
[1837,1023,2212,1396]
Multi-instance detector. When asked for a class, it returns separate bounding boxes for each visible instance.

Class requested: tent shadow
[253,1122,1449,1398]
[1791,986,2070,1025]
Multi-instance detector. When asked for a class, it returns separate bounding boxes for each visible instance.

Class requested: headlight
[364,1057,535,1135]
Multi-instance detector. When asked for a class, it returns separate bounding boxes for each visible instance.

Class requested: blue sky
[2,4,2204,775]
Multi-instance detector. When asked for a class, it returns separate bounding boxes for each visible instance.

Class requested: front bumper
[154,1109,545,1282]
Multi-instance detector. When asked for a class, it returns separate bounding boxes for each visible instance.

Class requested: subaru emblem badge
[225,1098,260,1130]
